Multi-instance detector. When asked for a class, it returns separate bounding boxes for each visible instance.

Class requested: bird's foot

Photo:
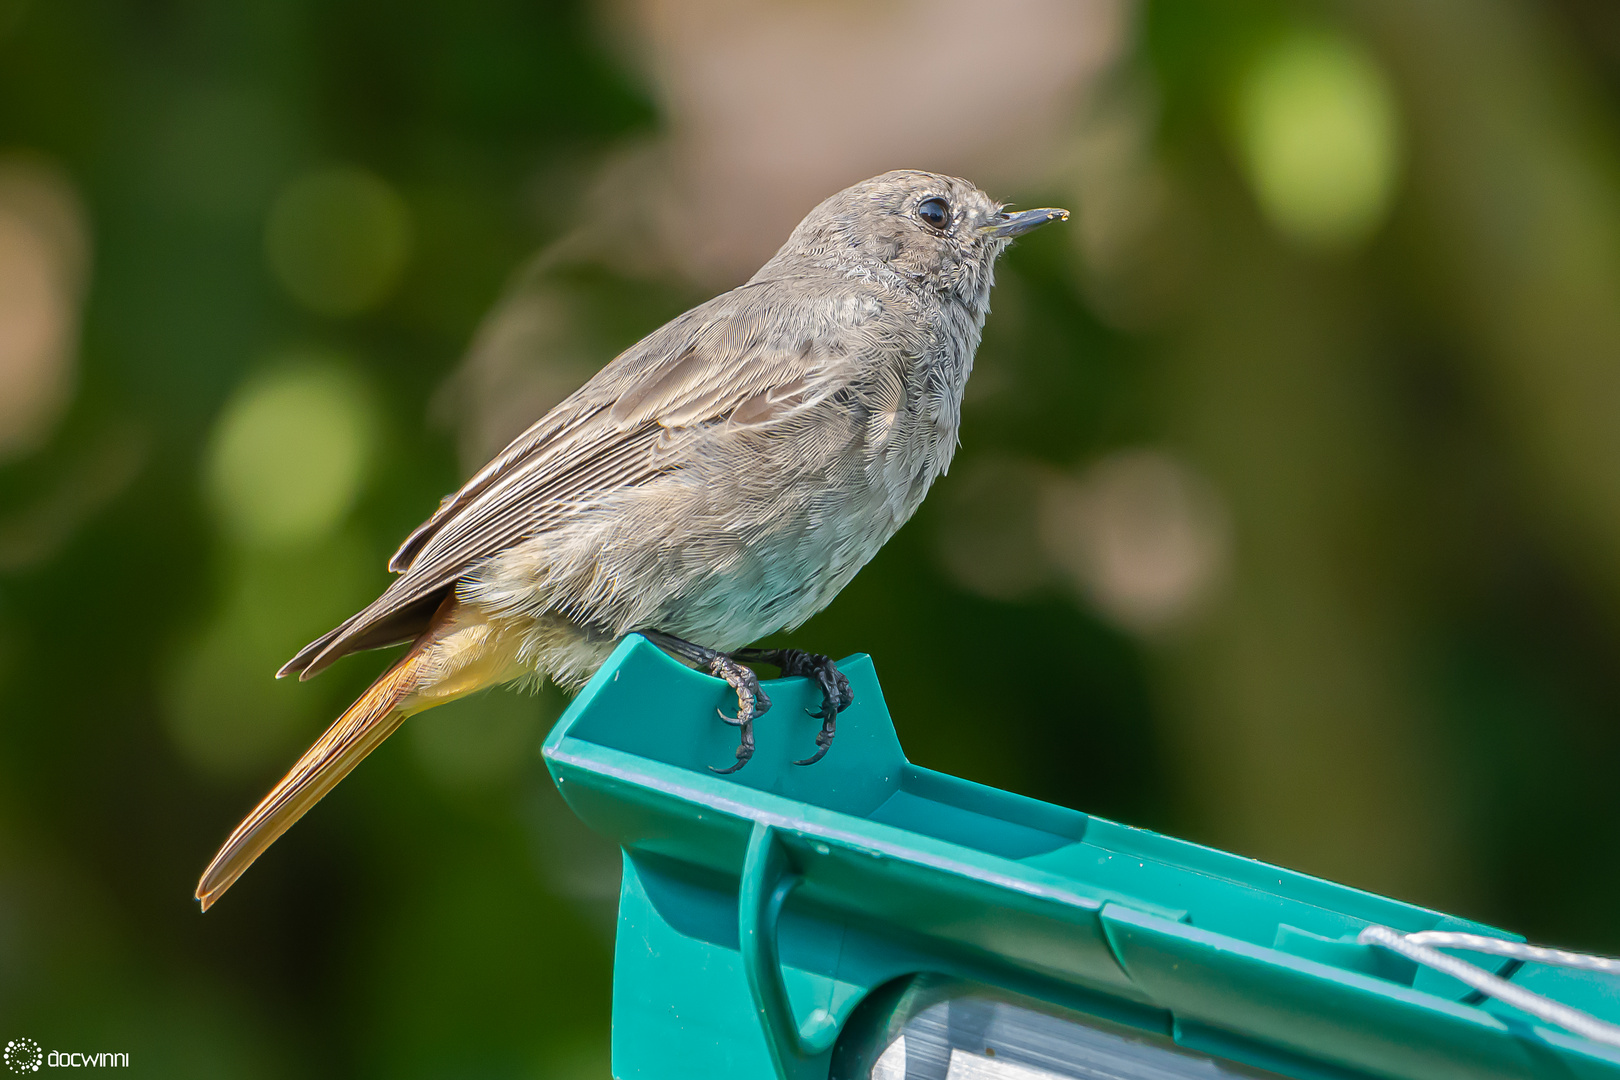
[636,630,775,773]
[637,632,848,771]
[730,648,850,766]
[706,654,771,774]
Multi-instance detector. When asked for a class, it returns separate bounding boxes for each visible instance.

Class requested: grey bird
[195,169,1066,910]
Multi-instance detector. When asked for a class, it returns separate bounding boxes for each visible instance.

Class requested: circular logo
[2,1039,41,1074]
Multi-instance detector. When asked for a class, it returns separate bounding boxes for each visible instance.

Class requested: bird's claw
[805,671,852,722]
[707,655,769,772]
[794,726,836,767]
[687,644,847,772]
[774,651,848,767]
[711,748,752,775]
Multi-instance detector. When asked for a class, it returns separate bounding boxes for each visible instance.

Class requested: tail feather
[278,587,451,682]
[275,623,348,681]
[195,646,426,911]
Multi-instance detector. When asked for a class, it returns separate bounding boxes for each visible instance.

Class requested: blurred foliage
[2,0,1620,1076]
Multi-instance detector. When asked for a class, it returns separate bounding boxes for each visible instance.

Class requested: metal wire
[1358,925,1620,1050]
[1402,931,1620,975]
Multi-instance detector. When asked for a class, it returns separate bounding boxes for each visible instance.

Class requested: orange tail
[195,643,428,911]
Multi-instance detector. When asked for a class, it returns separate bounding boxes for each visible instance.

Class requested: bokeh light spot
[1235,31,1401,250]
[265,165,412,315]
[934,456,1058,602]
[205,356,376,549]
[0,155,90,461]
[1040,449,1231,635]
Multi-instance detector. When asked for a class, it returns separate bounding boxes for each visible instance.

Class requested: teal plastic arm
[543,635,1620,1080]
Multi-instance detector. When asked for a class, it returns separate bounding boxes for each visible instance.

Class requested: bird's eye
[917,197,950,230]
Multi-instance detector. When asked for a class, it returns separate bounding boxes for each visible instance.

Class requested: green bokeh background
[3,0,1620,1075]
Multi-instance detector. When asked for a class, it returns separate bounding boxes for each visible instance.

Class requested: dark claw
[794,728,834,767]
[709,722,754,772]
[707,654,769,773]
[748,649,847,767]
[711,741,753,775]
[795,692,838,767]
[804,662,852,721]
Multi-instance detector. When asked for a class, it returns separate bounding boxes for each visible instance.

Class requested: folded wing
[279,278,849,680]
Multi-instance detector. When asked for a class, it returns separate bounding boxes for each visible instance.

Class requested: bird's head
[757,170,1068,306]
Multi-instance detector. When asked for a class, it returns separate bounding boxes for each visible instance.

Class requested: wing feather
[285,278,849,679]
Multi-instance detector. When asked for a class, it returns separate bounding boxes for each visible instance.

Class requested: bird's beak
[978,207,1069,239]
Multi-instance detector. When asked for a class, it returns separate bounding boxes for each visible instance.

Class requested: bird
[195,169,1066,910]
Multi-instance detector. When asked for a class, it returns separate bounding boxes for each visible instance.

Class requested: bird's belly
[650,480,909,649]
[467,393,948,662]
[470,471,917,653]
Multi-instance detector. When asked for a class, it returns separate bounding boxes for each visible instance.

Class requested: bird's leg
[728,648,851,766]
[639,630,771,774]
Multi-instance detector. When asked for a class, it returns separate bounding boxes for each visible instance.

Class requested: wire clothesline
[1360,926,1620,1050]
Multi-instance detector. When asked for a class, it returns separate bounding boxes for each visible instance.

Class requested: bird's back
[463,268,969,660]
[284,266,969,682]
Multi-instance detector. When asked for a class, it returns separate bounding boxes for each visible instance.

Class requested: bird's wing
[281,278,857,680]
